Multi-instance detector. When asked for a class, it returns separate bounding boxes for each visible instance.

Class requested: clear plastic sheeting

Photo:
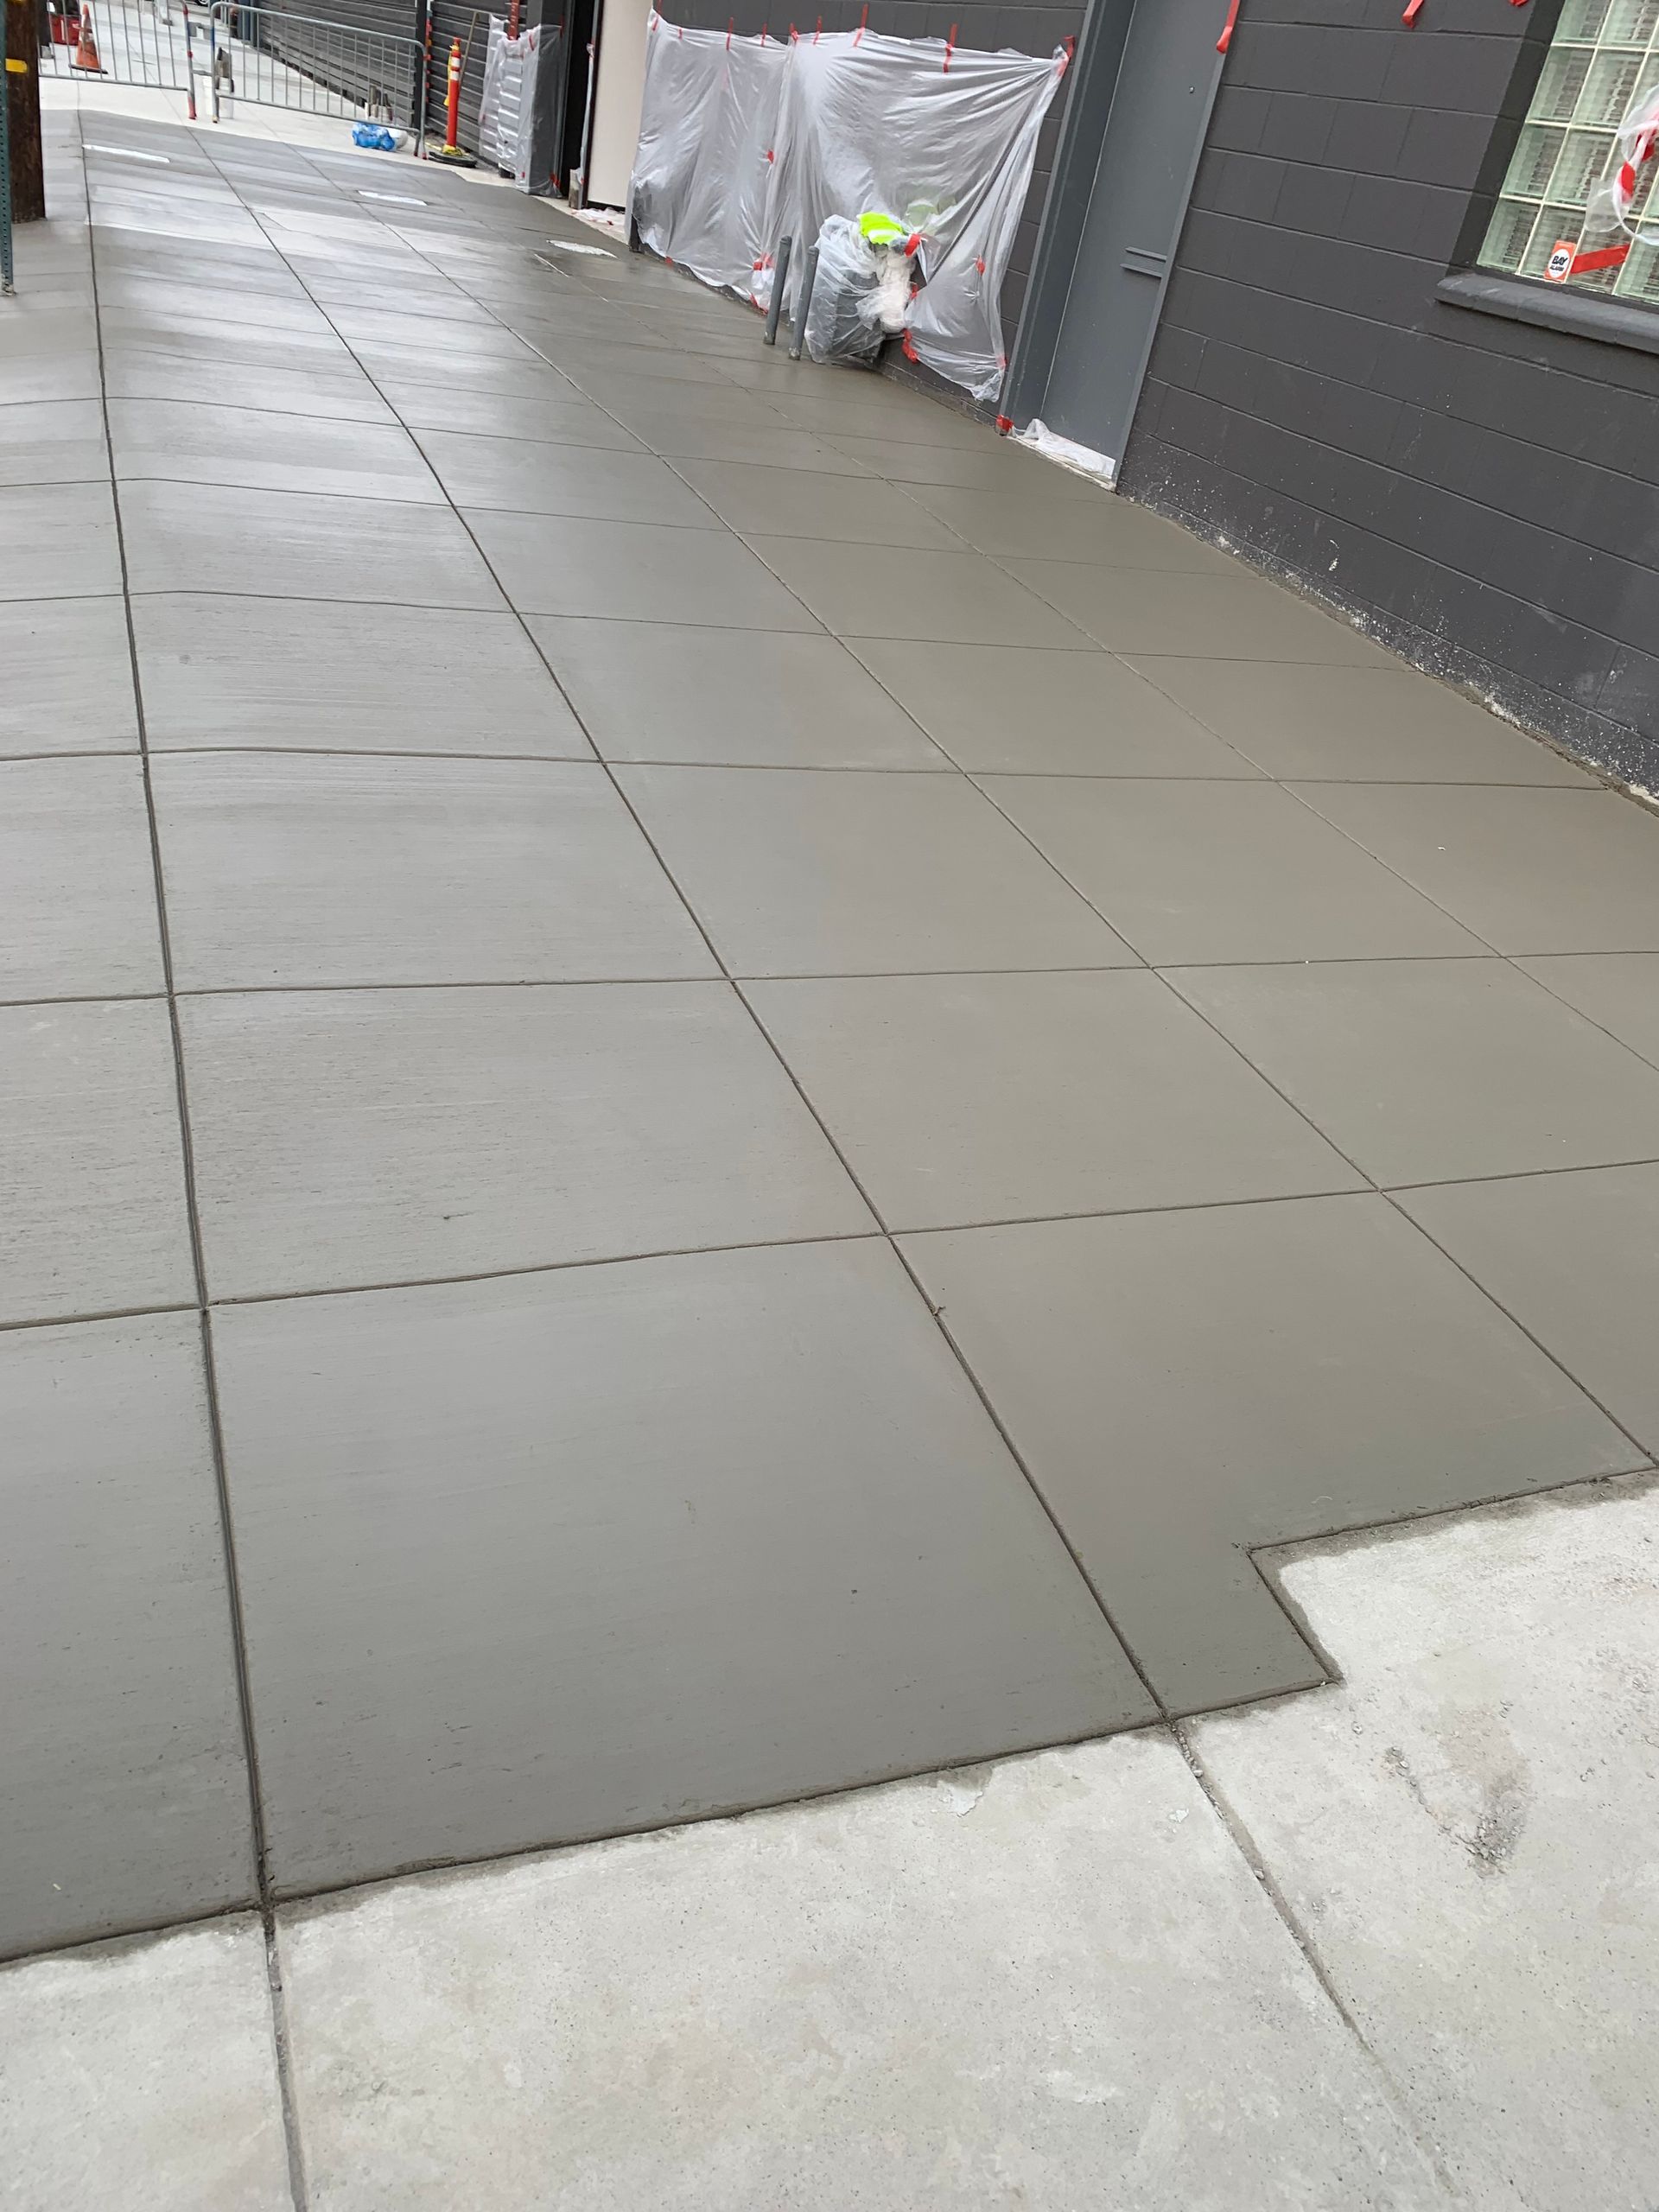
[766,29,1064,401]
[627,16,1065,401]
[479,18,548,191]
[1569,79,1659,283]
[627,24,785,302]
[804,214,886,365]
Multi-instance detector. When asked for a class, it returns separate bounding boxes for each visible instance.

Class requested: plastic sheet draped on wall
[478,18,550,191]
[626,16,1066,403]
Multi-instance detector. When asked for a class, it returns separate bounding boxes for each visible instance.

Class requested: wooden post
[4,0,45,225]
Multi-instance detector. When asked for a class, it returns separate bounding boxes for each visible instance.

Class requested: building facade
[1090,0,1659,790]
[350,0,1658,786]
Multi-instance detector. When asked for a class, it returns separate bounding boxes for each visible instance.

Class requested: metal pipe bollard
[761,234,791,346]
[787,243,819,362]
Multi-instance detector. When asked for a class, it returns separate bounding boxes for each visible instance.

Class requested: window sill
[1436,269,1659,358]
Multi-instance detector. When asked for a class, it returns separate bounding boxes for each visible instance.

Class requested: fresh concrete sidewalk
[3,97,1659,2209]
[3,1476,1655,2209]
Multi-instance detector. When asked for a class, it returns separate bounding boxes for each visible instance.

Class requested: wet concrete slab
[0,755,165,1001]
[900,1198,1643,1713]
[1,1316,255,1955]
[1,999,194,1326]
[181,982,873,1297]
[150,753,715,989]
[746,968,1362,1230]
[531,620,946,768]
[985,774,1484,964]
[213,1241,1154,1895]
[616,764,1138,975]
[0,597,138,757]
[133,594,594,757]
[8,109,1658,1958]
[1170,957,1659,1185]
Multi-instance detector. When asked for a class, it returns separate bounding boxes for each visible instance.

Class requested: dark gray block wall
[658,0,1080,344]
[1117,0,1659,791]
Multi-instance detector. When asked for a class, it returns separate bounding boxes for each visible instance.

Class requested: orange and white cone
[73,2,103,70]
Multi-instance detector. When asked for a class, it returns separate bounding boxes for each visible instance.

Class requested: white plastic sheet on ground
[627,16,1065,401]
[1015,416,1116,483]
[479,18,549,191]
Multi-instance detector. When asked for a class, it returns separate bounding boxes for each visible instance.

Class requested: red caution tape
[943,22,957,71]
[1402,0,1425,20]
[1057,33,1075,75]
[995,415,1013,434]
[726,15,732,45]
[901,330,920,361]
[1217,0,1240,54]
[1568,241,1630,275]
[853,2,867,42]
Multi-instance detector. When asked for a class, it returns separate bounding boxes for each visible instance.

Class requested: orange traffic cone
[73,2,103,70]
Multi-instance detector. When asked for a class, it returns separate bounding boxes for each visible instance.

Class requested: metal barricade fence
[211,3,424,139]
[39,0,426,150]
[40,0,192,94]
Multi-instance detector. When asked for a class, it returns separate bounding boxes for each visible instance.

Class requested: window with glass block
[1479,0,1659,303]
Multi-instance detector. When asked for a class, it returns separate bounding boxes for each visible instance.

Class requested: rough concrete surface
[0,1918,290,2212]
[1191,1477,1659,2212]
[279,1734,1443,2212]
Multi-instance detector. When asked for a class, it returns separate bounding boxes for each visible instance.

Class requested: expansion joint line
[1173,1723,1463,2202]
[81,121,311,2212]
